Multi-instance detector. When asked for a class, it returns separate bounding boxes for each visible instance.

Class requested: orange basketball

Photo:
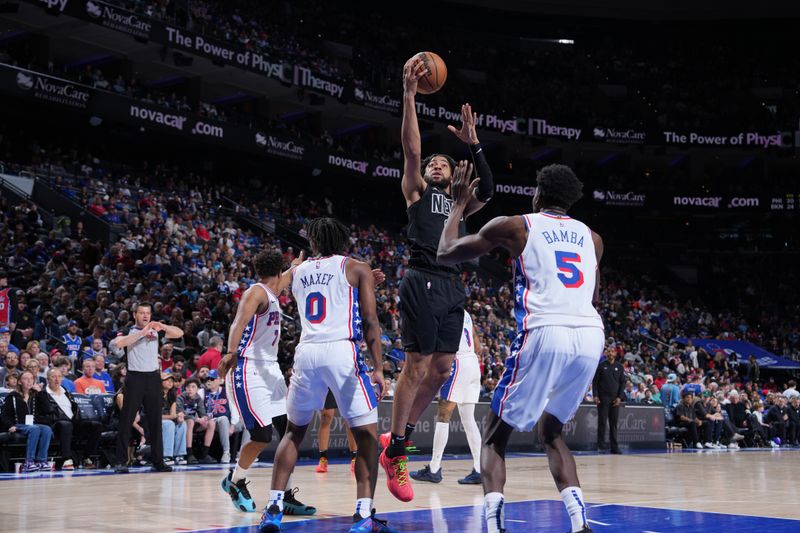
[414,51,447,94]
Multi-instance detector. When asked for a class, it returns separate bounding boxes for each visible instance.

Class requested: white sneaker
[221,451,231,463]
[62,459,74,471]
[176,456,188,465]
[733,433,745,442]
[728,443,739,449]
[704,442,714,449]
[770,441,779,448]
[696,443,704,449]
[163,458,175,466]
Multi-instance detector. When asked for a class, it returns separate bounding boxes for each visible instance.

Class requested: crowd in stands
[106,0,800,132]
[1,138,799,471]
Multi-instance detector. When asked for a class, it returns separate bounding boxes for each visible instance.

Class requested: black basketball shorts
[399,268,466,355]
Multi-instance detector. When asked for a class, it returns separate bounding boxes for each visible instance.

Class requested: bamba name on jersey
[541,230,585,247]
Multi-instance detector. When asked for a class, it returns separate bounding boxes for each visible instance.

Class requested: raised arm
[401,57,429,206]
[218,286,264,379]
[447,103,494,216]
[272,251,305,294]
[112,322,155,349]
[437,161,526,265]
[347,259,385,400]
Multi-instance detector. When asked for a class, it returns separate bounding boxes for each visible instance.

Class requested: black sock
[351,450,358,459]
[320,450,328,460]
[387,433,406,458]
[405,423,416,440]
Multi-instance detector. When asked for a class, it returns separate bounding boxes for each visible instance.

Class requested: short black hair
[133,301,152,313]
[307,217,350,256]
[253,250,284,278]
[421,153,456,175]
[536,164,583,210]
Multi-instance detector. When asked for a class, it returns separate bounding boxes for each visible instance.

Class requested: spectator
[160,373,187,466]
[694,395,721,448]
[167,354,187,380]
[93,354,114,393]
[0,370,54,472]
[74,358,107,394]
[0,327,19,353]
[177,377,216,464]
[2,372,19,393]
[765,395,789,446]
[0,351,20,384]
[675,391,703,449]
[159,343,175,371]
[204,370,239,463]
[787,396,800,446]
[52,356,77,393]
[660,373,681,412]
[61,320,83,362]
[749,402,771,446]
[197,336,224,371]
[593,348,626,454]
[44,368,103,470]
[783,379,799,400]
[25,359,47,388]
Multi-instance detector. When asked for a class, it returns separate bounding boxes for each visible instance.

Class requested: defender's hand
[447,103,479,145]
[451,160,477,209]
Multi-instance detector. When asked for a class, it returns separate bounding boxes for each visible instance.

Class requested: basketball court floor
[2,449,798,532]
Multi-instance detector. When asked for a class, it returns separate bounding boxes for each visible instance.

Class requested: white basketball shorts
[287,340,379,428]
[227,357,287,430]
[491,326,604,431]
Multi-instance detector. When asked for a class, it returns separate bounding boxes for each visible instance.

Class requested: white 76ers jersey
[238,283,281,361]
[456,312,477,360]
[513,212,603,332]
[292,255,363,344]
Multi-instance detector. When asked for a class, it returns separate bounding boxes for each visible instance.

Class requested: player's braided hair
[536,164,584,210]
[253,250,283,278]
[307,217,350,257]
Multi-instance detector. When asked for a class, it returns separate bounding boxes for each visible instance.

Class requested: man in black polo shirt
[593,348,626,454]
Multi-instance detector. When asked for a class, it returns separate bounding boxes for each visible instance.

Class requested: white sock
[484,492,505,533]
[355,498,372,519]
[429,421,449,473]
[285,473,294,492]
[560,486,587,532]
[458,403,482,473]
[269,489,284,512]
[231,464,248,483]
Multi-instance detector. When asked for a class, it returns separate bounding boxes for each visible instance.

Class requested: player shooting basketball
[379,55,495,502]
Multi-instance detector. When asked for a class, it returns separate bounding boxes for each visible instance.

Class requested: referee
[112,302,183,473]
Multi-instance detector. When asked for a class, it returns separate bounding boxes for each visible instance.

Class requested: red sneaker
[379,448,413,502]
[315,457,328,473]
[379,432,391,450]
[350,456,356,475]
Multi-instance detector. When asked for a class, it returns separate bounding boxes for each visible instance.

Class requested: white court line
[587,518,611,526]
[505,519,527,523]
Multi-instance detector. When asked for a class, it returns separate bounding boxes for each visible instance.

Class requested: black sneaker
[114,464,129,474]
[152,462,173,472]
[409,464,442,483]
[283,487,316,515]
[199,454,217,464]
[187,454,199,465]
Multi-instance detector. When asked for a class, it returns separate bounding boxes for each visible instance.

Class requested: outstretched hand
[447,103,479,145]
[291,250,306,268]
[372,268,386,286]
[451,160,478,209]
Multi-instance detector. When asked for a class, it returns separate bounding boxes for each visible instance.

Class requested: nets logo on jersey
[431,192,453,216]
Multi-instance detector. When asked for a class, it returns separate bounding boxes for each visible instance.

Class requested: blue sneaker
[259,504,283,532]
[349,510,398,533]
[221,469,257,512]
[458,469,482,485]
[409,464,442,483]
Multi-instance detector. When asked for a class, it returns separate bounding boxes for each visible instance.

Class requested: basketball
[414,51,447,94]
